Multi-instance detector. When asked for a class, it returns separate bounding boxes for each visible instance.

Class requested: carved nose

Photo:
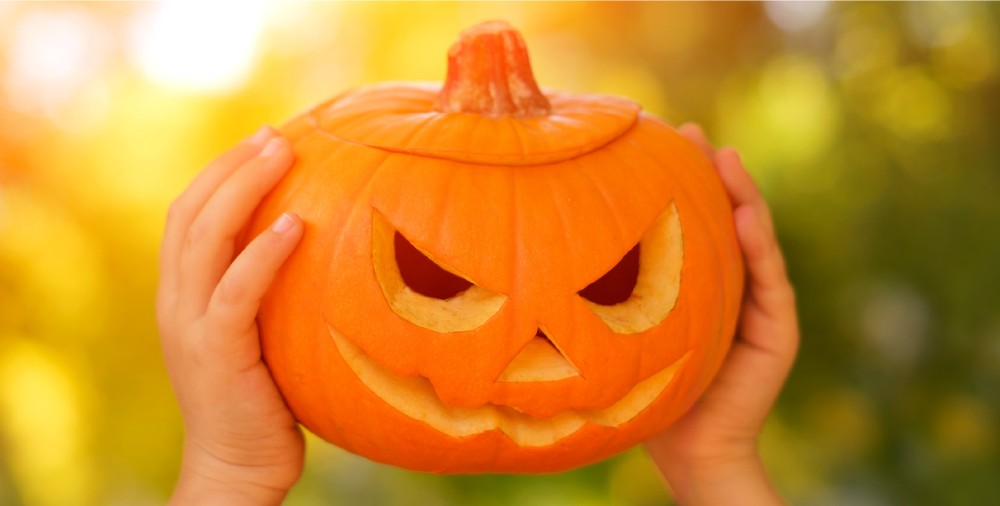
[498,327,580,382]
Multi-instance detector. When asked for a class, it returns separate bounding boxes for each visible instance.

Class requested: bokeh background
[1,1,998,505]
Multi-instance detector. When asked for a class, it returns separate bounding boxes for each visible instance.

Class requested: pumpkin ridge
[431,163,460,253]
[322,148,390,297]
[580,132,674,270]
[312,110,639,167]
[306,97,441,151]
[305,84,641,166]
[591,134,691,376]
[523,175,579,374]
[629,121,743,396]
[574,156,629,248]
[388,114,638,166]
[623,125,725,292]
[506,165,522,295]
[384,108,443,152]
[620,123,735,378]
[568,137,670,288]
[507,110,528,155]
[633,118,736,253]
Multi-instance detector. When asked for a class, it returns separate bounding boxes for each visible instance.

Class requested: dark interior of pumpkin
[395,231,639,305]
[578,244,639,305]
[394,232,472,299]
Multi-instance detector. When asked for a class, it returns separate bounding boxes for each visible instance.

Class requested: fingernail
[260,137,283,157]
[271,212,297,234]
[249,125,272,146]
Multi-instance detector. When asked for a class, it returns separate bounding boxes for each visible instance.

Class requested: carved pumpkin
[244,21,743,473]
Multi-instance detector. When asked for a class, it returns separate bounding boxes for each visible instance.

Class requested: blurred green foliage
[1,2,998,505]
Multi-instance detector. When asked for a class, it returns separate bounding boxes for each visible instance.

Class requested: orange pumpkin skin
[243,22,743,473]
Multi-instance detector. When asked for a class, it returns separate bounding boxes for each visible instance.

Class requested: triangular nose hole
[498,328,581,383]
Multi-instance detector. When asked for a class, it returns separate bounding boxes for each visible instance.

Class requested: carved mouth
[329,325,688,447]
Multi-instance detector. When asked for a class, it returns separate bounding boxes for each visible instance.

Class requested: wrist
[651,444,784,506]
[169,440,299,506]
[170,468,290,506]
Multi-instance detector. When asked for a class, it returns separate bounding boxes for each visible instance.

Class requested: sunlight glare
[129,1,268,93]
[3,8,110,123]
[765,1,830,33]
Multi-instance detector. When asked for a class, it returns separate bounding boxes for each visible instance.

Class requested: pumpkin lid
[306,21,640,166]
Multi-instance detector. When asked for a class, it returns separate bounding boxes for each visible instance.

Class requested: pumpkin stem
[436,20,551,118]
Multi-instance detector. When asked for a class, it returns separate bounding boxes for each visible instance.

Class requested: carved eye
[394,232,472,299]
[373,212,507,332]
[578,243,640,306]
[580,202,684,334]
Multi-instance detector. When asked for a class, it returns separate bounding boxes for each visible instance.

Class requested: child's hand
[645,124,799,505]
[157,127,305,505]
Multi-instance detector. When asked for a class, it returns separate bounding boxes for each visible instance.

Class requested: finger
[699,217,799,433]
[734,204,797,329]
[715,149,775,238]
[678,122,715,160]
[178,137,294,318]
[701,330,797,434]
[715,149,762,207]
[204,212,303,364]
[159,126,275,301]
[689,205,799,438]
[716,291,799,429]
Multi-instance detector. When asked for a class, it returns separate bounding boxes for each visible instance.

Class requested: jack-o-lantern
[243,21,743,473]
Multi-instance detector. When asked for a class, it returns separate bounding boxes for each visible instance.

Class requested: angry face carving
[339,201,686,448]
[243,22,743,473]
